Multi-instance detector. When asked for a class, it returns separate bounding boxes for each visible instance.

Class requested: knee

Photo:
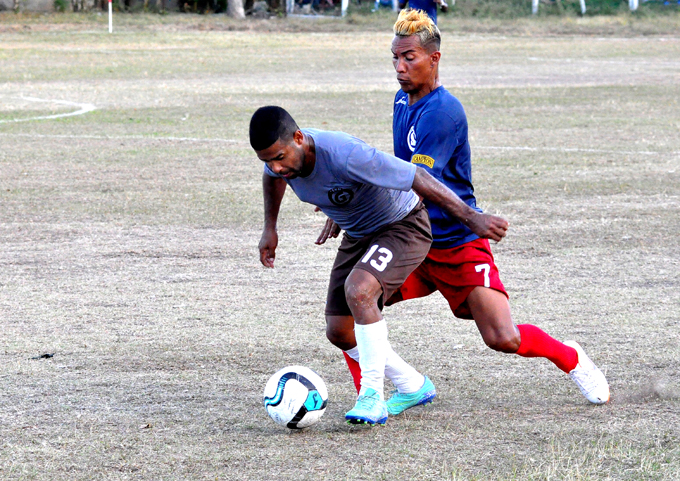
[483,330,521,354]
[344,279,378,313]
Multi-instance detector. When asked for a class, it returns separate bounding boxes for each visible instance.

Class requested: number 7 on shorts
[475,263,490,288]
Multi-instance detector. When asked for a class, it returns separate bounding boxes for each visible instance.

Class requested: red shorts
[386,238,508,320]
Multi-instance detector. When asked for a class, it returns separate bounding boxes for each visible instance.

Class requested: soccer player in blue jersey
[250,106,508,425]
[335,9,610,409]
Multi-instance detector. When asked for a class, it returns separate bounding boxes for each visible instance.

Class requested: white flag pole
[108,0,113,33]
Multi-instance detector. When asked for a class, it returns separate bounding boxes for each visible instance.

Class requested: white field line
[0,96,97,123]
[0,132,675,154]
[0,132,240,143]
[473,146,677,156]
[0,97,674,154]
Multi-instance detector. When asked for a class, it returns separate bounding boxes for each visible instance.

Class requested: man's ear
[431,51,442,66]
[293,129,304,146]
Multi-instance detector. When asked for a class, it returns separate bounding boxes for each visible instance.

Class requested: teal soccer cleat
[345,388,388,425]
[386,376,436,416]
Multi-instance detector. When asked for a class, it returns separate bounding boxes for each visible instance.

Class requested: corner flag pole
[108,0,113,33]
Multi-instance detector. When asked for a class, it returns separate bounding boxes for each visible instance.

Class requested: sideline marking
[0,96,96,124]
[0,132,674,154]
[0,133,239,143]
[474,145,675,156]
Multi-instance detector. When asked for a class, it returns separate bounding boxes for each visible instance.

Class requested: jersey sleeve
[345,141,416,192]
[412,109,464,179]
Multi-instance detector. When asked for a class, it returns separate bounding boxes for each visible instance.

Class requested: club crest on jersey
[328,187,354,206]
[395,97,407,106]
[407,126,417,152]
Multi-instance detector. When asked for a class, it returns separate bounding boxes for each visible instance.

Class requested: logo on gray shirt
[328,187,354,206]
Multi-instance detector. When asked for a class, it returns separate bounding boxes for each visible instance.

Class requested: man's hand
[467,212,509,243]
[412,168,509,242]
[314,207,341,245]
[259,228,278,268]
[316,217,341,245]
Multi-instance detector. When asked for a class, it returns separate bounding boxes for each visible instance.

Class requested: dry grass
[0,16,679,481]
[1,10,680,36]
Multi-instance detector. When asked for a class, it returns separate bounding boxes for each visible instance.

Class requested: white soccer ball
[263,365,328,429]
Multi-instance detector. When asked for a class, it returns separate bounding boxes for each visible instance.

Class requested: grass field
[1,13,679,481]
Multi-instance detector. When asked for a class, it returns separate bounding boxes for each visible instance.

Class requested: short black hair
[249,106,299,151]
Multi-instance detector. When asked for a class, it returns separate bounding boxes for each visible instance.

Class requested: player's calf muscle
[326,315,356,350]
[482,332,521,353]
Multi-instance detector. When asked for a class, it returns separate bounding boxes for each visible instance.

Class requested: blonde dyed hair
[393,9,441,51]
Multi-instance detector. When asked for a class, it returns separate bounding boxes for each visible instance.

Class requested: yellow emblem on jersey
[411,154,435,168]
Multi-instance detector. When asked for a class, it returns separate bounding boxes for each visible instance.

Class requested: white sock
[385,345,425,394]
[345,346,360,362]
[354,320,388,400]
[345,343,425,394]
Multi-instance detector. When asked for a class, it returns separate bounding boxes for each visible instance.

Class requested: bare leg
[466,286,579,373]
[466,286,520,353]
[326,314,356,351]
[328,269,424,395]
[344,268,383,325]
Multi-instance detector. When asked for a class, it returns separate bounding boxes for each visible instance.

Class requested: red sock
[516,324,578,373]
[343,351,362,394]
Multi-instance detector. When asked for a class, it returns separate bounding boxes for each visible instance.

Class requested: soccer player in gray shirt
[250,106,507,425]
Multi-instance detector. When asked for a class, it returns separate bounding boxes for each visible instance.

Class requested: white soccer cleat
[564,340,610,405]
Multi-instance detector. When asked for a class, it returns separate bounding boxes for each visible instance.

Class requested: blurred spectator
[371,0,392,11]
[397,0,448,23]
[296,0,333,13]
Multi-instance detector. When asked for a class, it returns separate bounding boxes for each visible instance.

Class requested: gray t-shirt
[264,129,419,238]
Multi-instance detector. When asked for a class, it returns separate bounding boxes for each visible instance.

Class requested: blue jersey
[393,86,481,249]
[265,129,419,238]
[408,0,437,23]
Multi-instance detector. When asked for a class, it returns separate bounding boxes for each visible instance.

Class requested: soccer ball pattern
[263,366,328,429]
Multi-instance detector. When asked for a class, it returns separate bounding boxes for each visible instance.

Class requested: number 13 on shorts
[475,263,490,288]
[361,244,393,272]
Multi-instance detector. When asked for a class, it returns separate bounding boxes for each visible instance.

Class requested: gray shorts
[324,202,432,316]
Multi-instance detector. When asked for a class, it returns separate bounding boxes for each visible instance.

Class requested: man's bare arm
[411,167,509,242]
[259,174,287,268]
